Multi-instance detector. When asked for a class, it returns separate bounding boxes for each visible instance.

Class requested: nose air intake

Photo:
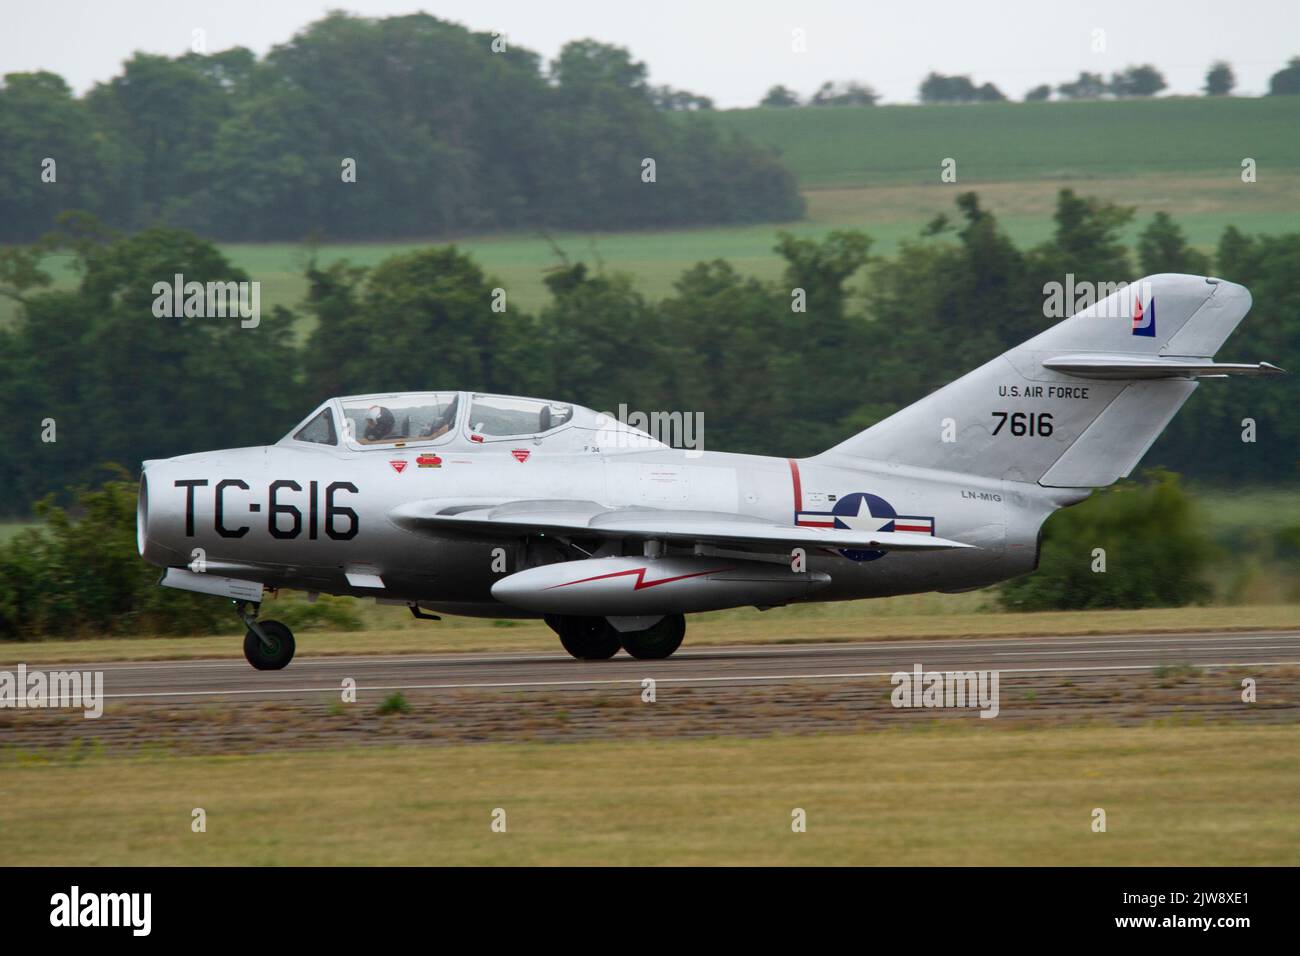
[136,472,150,558]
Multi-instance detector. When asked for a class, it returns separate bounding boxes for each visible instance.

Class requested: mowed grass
[5,603,1296,666]
[2,723,1296,865]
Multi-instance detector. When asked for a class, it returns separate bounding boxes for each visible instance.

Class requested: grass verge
[1,722,1295,865]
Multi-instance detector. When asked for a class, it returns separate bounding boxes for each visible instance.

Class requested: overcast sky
[5,0,1298,106]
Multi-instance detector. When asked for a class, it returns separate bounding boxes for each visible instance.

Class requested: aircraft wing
[388,499,974,553]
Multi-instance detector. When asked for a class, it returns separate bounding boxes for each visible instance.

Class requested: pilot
[421,395,458,439]
[363,405,396,441]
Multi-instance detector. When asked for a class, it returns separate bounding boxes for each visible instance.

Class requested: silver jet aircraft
[137,274,1281,668]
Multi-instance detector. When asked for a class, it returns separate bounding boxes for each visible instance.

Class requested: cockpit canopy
[342,392,461,445]
[281,391,596,451]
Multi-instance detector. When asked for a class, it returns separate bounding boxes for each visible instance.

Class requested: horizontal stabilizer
[1042,355,1285,379]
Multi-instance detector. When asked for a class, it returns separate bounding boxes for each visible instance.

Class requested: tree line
[0,12,803,243]
[1,189,1296,520]
[760,56,1300,106]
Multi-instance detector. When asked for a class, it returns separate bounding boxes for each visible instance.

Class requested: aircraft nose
[136,462,180,568]
[136,462,181,569]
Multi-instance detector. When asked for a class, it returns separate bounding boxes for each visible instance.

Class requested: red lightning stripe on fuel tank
[544,566,734,591]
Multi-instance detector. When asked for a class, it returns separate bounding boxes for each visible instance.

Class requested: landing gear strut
[544,614,621,660]
[236,601,296,670]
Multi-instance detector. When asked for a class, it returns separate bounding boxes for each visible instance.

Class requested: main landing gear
[236,601,296,670]
[544,614,686,661]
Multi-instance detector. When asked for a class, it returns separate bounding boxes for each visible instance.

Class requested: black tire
[243,620,295,670]
[551,615,621,660]
[618,614,686,660]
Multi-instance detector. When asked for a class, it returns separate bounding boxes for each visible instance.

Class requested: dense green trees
[999,471,1214,611]
[0,474,233,638]
[0,13,802,242]
[918,73,1006,103]
[2,191,1298,518]
[0,73,122,241]
[1204,62,1236,96]
[0,217,302,509]
[1055,66,1167,100]
[809,81,880,106]
[1056,72,1110,100]
[1268,57,1300,95]
[1109,65,1167,98]
[759,85,801,108]
[1137,212,1210,276]
[300,247,532,401]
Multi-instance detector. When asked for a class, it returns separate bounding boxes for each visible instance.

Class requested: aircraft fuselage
[139,441,1064,616]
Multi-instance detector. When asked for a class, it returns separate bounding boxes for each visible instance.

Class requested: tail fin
[818,274,1280,487]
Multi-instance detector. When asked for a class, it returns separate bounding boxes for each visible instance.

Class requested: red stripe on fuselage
[787,458,803,514]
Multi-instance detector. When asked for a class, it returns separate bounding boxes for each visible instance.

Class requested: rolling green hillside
[709,97,1300,187]
[5,98,1299,326]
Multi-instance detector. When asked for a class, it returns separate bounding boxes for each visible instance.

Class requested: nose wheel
[243,620,295,670]
[236,601,296,670]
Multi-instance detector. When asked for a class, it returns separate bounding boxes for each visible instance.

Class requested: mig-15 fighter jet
[137,274,1281,668]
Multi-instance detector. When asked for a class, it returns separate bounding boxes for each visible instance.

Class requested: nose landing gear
[236,601,296,670]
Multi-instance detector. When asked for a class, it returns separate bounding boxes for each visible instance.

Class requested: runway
[48,629,1300,704]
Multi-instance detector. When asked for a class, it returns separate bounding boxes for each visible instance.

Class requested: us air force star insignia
[834,496,895,533]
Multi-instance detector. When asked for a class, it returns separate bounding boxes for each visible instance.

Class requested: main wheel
[618,614,686,660]
[546,615,621,660]
[243,620,295,670]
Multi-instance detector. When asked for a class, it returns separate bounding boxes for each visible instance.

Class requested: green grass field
[202,171,1300,326]
[4,98,1298,330]
[3,723,1295,865]
[710,97,1300,188]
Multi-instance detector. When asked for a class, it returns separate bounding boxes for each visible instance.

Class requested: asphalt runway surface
[55,629,1300,704]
